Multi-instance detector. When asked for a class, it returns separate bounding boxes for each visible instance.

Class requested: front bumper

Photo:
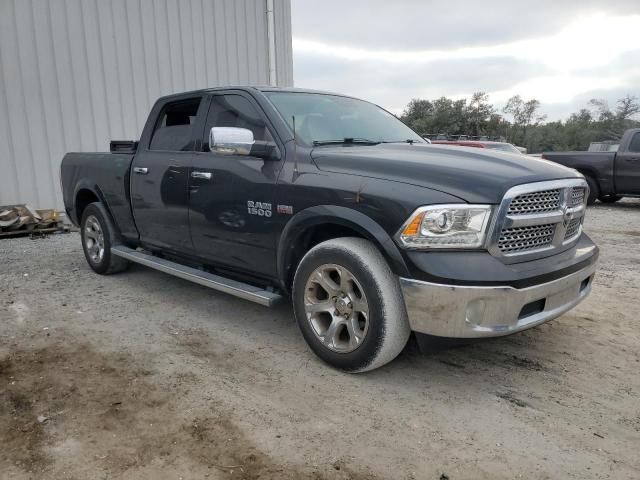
[400,261,596,338]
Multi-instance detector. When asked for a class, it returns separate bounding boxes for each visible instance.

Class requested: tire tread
[293,237,410,372]
[80,203,129,275]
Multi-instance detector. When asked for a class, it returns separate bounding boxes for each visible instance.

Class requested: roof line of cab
[155,86,356,103]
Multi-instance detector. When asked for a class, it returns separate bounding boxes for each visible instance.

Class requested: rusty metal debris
[0,205,69,239]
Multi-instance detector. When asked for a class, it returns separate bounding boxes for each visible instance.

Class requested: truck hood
[311,143,581,204]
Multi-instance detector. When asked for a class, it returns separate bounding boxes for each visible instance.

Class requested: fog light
[465,299,487,326]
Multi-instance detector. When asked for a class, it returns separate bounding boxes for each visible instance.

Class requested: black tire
[598,195,623,204]
[584,175,599,205]
[292,237,410,372]
[80,203,129,275]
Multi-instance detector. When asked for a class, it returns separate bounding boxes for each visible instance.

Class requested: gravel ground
[1,199,639,480]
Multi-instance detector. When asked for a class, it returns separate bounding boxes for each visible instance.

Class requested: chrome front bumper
[400,262,597,338]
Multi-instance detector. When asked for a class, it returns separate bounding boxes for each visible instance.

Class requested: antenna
[292,115,299,178]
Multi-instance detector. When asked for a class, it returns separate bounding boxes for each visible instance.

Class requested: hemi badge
[277,204,293,215]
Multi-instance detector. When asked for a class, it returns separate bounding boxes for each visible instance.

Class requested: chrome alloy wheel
[84,215,105,263]
[304,264,370,353]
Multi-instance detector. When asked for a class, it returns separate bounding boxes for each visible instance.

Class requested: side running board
[111,245,282,307]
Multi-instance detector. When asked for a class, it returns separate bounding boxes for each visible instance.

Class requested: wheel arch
[74,188,99,224]
[276,205,409,293]
[73,183,118,232]
[574,169,602,203]
[574,167,598,181]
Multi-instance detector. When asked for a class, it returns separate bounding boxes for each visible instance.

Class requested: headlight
[396,204,493,249]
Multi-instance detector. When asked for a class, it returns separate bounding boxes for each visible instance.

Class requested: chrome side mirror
[209,127,254,155]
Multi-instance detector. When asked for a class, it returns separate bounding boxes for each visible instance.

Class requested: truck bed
[60,152,138,240]
[541,151,615,164]
[541,151,615,195]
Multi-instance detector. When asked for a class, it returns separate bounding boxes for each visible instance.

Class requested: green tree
[401,92,639,152]
[503,95,545,147]
[467,92,493,136]
[588,95,639,140]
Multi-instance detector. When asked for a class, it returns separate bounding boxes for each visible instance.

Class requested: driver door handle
[191,171,212,180]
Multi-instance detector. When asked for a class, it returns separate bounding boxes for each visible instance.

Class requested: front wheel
[292,237,410,372]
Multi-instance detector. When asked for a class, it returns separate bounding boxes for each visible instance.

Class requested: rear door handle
[191,171,212,180]
[133,167,148,174]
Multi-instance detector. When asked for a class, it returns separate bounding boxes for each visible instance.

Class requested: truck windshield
[264,92,424,146]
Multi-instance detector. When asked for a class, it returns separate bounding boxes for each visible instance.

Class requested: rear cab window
[149,97,203,151]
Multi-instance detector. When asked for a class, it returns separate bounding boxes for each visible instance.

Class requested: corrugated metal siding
[273,0,293,86]
[0,0,293,209]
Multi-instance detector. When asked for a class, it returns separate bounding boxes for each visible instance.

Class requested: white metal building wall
[0,0,293,209]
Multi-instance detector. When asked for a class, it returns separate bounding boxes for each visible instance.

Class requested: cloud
[292,0,640,50]
[294,54,550,112]
[532,80,640,121]
[294,14,639,70]
[291,5,640,120]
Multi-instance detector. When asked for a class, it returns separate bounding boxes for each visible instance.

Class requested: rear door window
[150,97,202,151]
[628,132,640,153]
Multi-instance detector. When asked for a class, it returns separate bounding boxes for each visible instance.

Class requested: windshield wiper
[381,139,418,144]
[312,138,380,146]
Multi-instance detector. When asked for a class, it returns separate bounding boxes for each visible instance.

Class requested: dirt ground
[1,199,639,480]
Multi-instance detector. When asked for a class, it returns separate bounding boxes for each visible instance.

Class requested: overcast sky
[291,0,640,120]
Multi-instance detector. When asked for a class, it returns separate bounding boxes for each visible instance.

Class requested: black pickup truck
[61,87,598,372]
[542,128,640,204]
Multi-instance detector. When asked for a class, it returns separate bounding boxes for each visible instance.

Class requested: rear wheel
[292,237,410,372]
[584,175,599,205]
[598,195,622,204]
[80,203,129,274]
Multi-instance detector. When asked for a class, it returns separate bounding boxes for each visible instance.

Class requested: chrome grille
[569,187,585,208]
[507,189,560,215]
[564,218,582,240]
[488,179,589,263]
[499,224,556,253]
